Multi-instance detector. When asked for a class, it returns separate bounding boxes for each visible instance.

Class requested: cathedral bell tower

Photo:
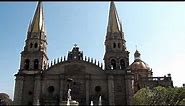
[19,1,48,73]
[104,1,129,70]
[14,2,48,105]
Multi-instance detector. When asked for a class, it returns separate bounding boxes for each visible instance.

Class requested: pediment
[44,61,105,75]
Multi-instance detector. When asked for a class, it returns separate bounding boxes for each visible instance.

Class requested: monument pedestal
[60,100,79,106]
[61,81,79,105]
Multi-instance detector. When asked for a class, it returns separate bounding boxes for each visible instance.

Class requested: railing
[140,76,171,81]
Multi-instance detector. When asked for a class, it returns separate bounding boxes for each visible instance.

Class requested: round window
[47,86,55,93]
[28,91,33,95]
[95,86,101,92]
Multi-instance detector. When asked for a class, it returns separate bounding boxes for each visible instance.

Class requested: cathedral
[13,1,173,105]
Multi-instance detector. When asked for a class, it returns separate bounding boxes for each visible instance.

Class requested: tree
[133,87,153,105]
[0,93,12,105]
[133,86,185,105]
[179,98,185,105]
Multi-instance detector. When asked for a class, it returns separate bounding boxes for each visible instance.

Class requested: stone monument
[60,78,79,106]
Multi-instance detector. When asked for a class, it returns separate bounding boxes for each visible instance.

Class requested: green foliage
[179,98,185,105]
[133,86,185,105]
[133,87,153,105]
[0,93,13,105]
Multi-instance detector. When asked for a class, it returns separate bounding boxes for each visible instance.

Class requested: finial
[64,56,66,61]
[54,59,56,64]
[134,46,141,60]
[91,58,93,63]
[88,57,90,62]
[57,58,60,63]
[51,61,53,66]
[85,56,87,61]
[60,56,62,62]
[74,43,78,47]
[135,45,137,50]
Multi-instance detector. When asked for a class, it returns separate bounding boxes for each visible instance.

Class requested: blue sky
[0,2,185,99]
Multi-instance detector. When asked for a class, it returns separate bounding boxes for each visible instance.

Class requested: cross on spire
[74,43,78,47]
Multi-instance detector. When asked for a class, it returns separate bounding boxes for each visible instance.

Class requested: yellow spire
[107,1,122,33]
[30,1,45,33]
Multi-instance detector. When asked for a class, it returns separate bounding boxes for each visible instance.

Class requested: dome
[129,49,150,71]
[130,60,150,71]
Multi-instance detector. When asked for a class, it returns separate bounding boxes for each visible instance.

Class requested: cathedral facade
[13,2,173,105]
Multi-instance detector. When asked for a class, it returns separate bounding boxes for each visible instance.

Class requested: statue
[67,88,72,101]
[60,78,79,105]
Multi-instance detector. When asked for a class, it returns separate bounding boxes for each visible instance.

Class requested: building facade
[128,50,173,93]
[13,1,173,105]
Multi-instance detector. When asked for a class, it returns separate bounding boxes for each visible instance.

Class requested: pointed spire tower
[107,1,122,33]
[19,1,48,72]
[29,1,46,33]
[104,1,129,70]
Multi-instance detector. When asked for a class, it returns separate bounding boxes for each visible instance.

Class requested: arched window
[44,62,47,69]
[44,65,46,70]
[111,59,116,69]
[118,43,121,48]
[24,59,30,70]
[113,42,116,48]
[34,43,38,48]
[34,59,39,69]
[30,43,33,48]
[120,59,125,69]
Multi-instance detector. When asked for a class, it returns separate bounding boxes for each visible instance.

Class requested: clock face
[74,56,77,59]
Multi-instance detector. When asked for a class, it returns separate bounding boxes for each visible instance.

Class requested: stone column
[85,75,90,105]
[13,75,24,105]
[108,75,115,105]
[33,75,41,105]
[125,72,134,105]
[59,75,64,105]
